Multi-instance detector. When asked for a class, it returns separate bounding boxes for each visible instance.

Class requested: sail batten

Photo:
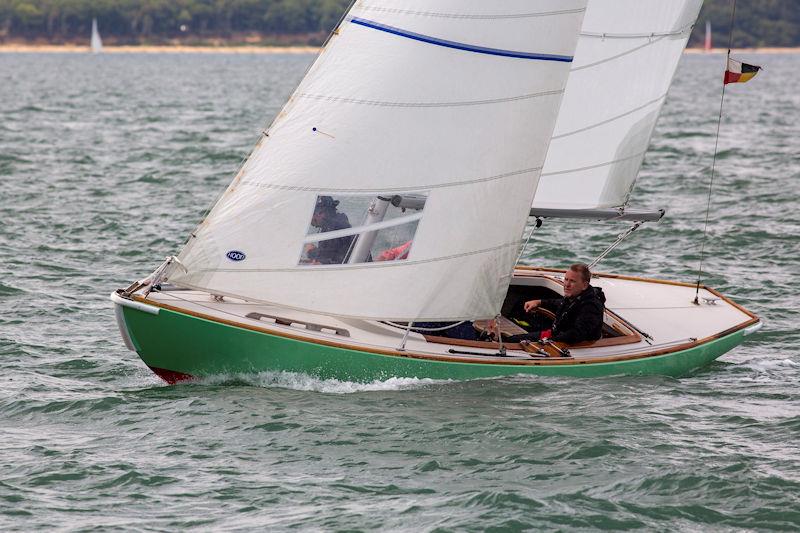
[533,0,703,211]
[167,0,588,321]
[350,17,574,62]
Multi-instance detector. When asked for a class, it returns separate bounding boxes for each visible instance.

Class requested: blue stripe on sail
[349,17,573,63]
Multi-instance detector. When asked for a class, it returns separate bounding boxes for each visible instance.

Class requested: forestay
[165,0,587,321]
[533,0,703,210]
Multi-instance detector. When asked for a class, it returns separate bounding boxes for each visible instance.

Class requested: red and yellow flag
[724,58,761,84]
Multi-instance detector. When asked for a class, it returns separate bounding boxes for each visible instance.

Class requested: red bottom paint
[148,366,195,384]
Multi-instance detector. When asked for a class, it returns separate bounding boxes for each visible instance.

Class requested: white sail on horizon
[533,0,704,211]
[166,0,588,321]
[91,18,103,53]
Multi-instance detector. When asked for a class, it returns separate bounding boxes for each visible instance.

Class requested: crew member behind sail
[305,196,354,264]
[501,263,606,344]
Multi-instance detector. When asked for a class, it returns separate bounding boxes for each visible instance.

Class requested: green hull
[119,302,747,383]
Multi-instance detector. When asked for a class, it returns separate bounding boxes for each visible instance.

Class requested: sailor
[506,263,606,345]
[305,196,354,264]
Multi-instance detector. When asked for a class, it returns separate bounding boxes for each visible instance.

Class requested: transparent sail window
[300,193,427,266]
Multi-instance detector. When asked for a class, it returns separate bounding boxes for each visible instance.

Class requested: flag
[724,58,761,84]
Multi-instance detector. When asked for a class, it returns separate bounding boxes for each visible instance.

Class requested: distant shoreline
[0,44,319,54]
[1,44,798,54]
[684,47,799,54]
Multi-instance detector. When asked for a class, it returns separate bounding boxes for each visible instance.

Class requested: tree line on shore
[1,0,797,47]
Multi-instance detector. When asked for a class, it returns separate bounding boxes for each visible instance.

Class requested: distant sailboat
[704,20,712,52]
[90,18,103,53]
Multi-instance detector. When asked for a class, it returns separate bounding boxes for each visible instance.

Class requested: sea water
[1,52,798,530]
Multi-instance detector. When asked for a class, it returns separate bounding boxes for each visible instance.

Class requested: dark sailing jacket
[541,286,606,344]
[308,212,354,264]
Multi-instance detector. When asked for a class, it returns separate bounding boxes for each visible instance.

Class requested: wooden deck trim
[422,334,523,351]
[568,334,642,348]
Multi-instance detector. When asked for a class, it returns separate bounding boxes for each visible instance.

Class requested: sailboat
[705,20,713,52]
[112,0,760,384]
[90,18,103,54]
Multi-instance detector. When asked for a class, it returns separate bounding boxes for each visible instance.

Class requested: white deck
[136,269,757,363]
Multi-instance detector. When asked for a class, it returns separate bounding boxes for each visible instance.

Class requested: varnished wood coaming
[129,266,759,366]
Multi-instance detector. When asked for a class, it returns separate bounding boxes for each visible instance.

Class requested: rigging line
[588,221,644,271]
[353,5,586,20]
[516,217,543,265]
[694,0,737,304]
[384,321,468,332]
[296,88,564,108]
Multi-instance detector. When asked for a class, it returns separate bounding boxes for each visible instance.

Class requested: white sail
[533,0,703,210]
[166,0,587,321]
[91,18,103,53]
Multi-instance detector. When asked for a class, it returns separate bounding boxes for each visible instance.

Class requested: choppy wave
[1,52,798,531]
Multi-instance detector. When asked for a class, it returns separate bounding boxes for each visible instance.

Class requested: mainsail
[533,0,703,211]
[166,0,587,321]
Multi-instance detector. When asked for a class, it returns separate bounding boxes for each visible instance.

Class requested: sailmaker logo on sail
[226,250,246,262]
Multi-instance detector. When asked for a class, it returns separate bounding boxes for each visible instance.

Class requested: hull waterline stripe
[349,17,573,62]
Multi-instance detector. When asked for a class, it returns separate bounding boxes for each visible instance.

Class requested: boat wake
[739,357,799,372]
[196,370,452,394]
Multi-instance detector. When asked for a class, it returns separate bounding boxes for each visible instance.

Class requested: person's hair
[569,263,591,283]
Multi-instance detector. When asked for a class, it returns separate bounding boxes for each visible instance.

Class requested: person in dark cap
[305,196,354,264]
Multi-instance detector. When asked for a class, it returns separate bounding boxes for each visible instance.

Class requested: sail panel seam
[579,23,693,40]
[296,89,563,108]
[572,35,668,72]
[241,167,541,193]
[196,241,521,274]
[349,17,574,62]
[541,151,647,177]
[353,5,586,20]
[551,93,667,139]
